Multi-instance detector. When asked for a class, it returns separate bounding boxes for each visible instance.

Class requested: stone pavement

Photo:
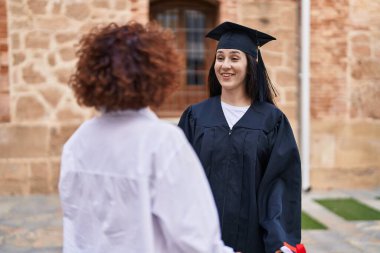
[302,188,380,253]
[0,189,379,253]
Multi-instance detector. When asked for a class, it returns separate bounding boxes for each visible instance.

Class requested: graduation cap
[205,21,275,58]
[205,21,277,102]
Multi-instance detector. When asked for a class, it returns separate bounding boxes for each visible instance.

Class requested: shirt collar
[102,107,158,120]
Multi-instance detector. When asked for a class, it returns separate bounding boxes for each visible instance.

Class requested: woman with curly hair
[59,21,234,253]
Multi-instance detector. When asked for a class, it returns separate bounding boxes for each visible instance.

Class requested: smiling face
[214,49,248,93]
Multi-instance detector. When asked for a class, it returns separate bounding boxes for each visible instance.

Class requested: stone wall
[310,0,380,188]
[232,0,380,189]
[0,0,149,194]
[237,0,300,125]
[0,0,10,122]
[0,0,379,194]
[212,0,300,123]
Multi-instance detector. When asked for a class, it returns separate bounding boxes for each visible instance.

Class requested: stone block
[275,69,297,87]
[65,3,90,21]
[351,60,380,80]
[352,44,371,58]
[30,180,50,194]
[311,133,336,169]
[272,12,299,30]
[25,31,50,49]
[27,0,47,15]
[284,87,297,103]
[10,19,32,30]
[350,82,380,119]
[264,52,283,67]
[351,33,370,44]
[54,68,72,85]
[0,70,9,92]
[351,0,380,26]
[35,17,71,31]
[352,35,371,55]
[39,86,63,108]
[22,64,46,84]
[59,47,75,62]
[0,50,7,66]
[9,4,26,16]
[0,92,10,122]
[30,162,49,180]
[52,2,62,15]
[12,52,25,65]
[55,32,77,44]
[93,0,110,9]
[79,22,99,34]
[49,124,79,156]
[11,33,20,49]
[48,53,56,66]
[310,78,348,119]
[347,121,380,139]
[15,95,46,122]
[56,106,85,122]
[115,0,128,9]
[0,125,49,158]
[0,179,26,195]
[311,167,380,189]
[335,136,380,169]
[0,162,29,195]
[239,3,274,22]
[312,120,380,169]
[50,160,60,193]
[0,162,29,181]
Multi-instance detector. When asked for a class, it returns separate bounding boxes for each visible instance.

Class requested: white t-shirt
[221,101,250,129]
[59,108,233,253]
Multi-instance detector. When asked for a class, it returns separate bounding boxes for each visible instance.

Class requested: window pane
[152,5,212,88]
[185,10,205,86]
[156,9,178,30]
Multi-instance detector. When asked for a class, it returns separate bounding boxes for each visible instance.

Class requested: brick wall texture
[0,0,379,194]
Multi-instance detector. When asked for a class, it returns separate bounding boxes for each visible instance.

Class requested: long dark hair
[208,53,277,104]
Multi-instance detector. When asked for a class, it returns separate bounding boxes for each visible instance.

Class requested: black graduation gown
[178,96,301,253]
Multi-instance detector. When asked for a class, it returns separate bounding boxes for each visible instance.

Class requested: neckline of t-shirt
[221,101,250,110]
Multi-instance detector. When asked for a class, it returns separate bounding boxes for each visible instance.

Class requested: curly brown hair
[69,21,180,111]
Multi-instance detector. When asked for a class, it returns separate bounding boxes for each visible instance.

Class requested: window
[150,0,217,116]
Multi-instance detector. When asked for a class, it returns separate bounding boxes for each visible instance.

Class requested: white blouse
[59,108,233,253]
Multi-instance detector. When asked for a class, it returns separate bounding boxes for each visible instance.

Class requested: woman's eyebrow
[216,50,241,55]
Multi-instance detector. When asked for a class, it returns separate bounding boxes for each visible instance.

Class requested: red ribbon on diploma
[283,242,306,253]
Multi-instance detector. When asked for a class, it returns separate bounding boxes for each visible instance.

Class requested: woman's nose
[221,60,231,69]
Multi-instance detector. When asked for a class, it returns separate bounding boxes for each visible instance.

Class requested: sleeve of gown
[178,106,195,143]
[151,132,233,253]
[258,113,302,253]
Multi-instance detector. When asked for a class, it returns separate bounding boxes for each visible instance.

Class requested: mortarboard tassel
[257,49,278,103]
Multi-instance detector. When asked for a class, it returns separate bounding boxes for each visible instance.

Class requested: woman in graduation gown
[178,22,302,253]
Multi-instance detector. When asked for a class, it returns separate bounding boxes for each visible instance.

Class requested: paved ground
[0,189,379,253]
[302,189,380,253]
